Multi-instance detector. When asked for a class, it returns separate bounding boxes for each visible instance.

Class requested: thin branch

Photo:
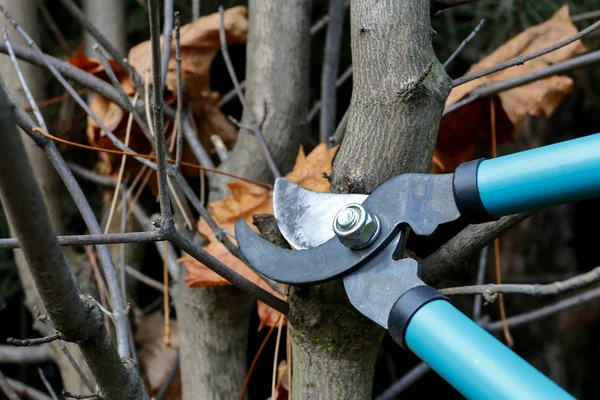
[572,10,600,23]
[120,193,128,300]
[375,362,430,400]
[444,49,600,116]
[444,19,485,69]
[165,230,290,314]
[161,0,174,90]
[432,0,479,14]
[0,88,147,399]
[38,368,59,400]
[5,377,52,400]
[56,0,143,91]
[0,231,161,250]
[453,19,600,87]
[192,0,200,20]
[423,213,532,285]
[35,308,95,393]
[3,28,47,132]
[148,0,174,224]
[441,266,600,298]
[307,65,353,124]
[37,2,71,55]
[7,334,61,346]
[320,0,346,142]
[174,12,184,169]
[228,115,281,178]
[328,106,349,147]
[155,353,179,400]
[126,265,164,292]
[0,344,53,364]
[0,371,20,400]
[473,246,489,320]
[485,286,600,332]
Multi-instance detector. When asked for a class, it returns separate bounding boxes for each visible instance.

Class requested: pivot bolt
[333,203,380,249]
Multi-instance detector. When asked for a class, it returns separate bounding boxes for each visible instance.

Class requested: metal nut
[333,203,380,249]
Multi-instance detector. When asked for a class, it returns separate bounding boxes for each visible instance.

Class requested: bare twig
[38,368,59,400]
[126,265,164,292]
[0,344,53,364]
[320,0,346,142]
[374,362,431,400]
[572,10,600,23]
[453,19,600,87]
[442,266,600,298]
[166,230,290,314]
[228,115,281,178]
[0,88,147,399]
[192,0,200,20]
[444,49,600,116]
[7,334,61,346]
[0,371,20,400]
[148,0,173,224]
[174,12,184,169]
[0,231,161,250]
[307,65,353,124]
[328,106,350,147]
[37,2,71,55]
[423,213,532,285]
[432,0,479,14]
[35,308,95,393]
[161,0,174,89]
[120,192,128,300]
[444,19,485,69]
[5,377,52,400]
[485,286,600,332]
[155,353,179,400]
[473,246,489,320]
[56,0,143,90]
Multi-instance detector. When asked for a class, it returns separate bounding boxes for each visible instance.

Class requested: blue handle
[477,133,600,217]
[405,300,574,400]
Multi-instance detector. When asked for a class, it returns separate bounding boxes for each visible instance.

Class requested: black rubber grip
[452,159,495,223]
[387,285,448,348]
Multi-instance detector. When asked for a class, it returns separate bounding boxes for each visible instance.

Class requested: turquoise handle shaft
[405,300,575,400]
[477,133,600,217]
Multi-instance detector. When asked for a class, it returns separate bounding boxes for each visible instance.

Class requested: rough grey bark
[83,0,127,56]
[176,1,311,399]
[0,0,94,394]
[290,1,451,398]
[0,90,148,400]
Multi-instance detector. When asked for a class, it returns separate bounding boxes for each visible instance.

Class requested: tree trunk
[0,0,95,394]
[290,1,451,398]
[83,0,127,56]
[176,1,311,399]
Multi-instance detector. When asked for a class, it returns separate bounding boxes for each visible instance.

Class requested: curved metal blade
[273,178,367,249]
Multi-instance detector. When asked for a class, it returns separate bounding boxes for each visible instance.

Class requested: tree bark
[290,1,451,398]
[83,0,127,56]
[176,1,311,399]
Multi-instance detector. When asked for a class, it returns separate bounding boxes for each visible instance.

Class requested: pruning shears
[235,133,600,399]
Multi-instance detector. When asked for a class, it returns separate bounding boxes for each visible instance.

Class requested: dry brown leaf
[182,143,337,328]
[435,5,588,172]
[67,8,247,183]
[129,6,248,114]
[136,312,180,399]
[266,360,290,400]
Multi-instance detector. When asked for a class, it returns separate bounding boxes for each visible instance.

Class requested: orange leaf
[437,6,588,172]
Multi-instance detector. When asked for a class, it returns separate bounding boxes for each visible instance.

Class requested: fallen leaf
[436,5,588,172]
[136,312,180,399]
[182,143,337,328]
[67,8,247,185]
[267,360,289,400]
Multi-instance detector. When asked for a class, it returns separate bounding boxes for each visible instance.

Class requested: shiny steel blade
[273,178,367,249]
